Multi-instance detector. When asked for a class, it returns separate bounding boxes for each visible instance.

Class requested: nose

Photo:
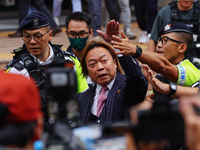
[29,36,37,43]
[97,62,104,71]
[157,40,162,48]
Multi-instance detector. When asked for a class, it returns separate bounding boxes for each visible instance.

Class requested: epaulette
[12,47,24,55]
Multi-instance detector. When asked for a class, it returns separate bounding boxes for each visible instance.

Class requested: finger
[121,30,128,39]
[143,64,148,70]
[148,70,154,80]
[113,45,123,51]
[115,22,120,33]
[149,93,155,99]
[110,20,114,30]
[111,40,123,46]
[112,35,122,42]
[106,22,111,31]
[96,30,105,38]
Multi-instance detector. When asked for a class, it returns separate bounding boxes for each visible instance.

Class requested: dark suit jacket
[78,55,148,125]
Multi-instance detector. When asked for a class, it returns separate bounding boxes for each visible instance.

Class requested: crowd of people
[1,0,200,149]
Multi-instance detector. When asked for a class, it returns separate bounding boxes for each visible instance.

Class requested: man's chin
[97,79,110,87]
[30,52,40,57]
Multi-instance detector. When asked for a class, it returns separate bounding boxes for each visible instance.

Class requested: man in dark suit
[78,40,148,125]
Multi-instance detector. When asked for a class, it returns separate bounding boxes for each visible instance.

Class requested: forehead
[23,27,46,34]
[179,0,193,3]
[68,20,89,31]
[161,32,177,38]
[86,47,112,60]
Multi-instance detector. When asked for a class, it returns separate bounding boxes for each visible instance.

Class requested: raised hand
[97,20,119,43]
[111,30,137,56]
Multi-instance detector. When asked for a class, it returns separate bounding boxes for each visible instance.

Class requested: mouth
[29,47,40,51]
[157,50,164,55]
[98,74,108,79]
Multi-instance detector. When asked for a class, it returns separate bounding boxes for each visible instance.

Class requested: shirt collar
[96,76,116,94]
[30,44,54,65]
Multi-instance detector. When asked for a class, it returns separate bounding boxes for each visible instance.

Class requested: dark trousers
[87,0,102,36]
[132,0,157,33]
[104,0,120,22]
[18,0,57,29]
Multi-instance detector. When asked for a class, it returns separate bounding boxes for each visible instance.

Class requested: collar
[67,45,81,61]
[96,76,116,94]
[30,44,54,65]
[67,45,74,55]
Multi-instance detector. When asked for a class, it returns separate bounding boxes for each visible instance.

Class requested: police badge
[33,19,39,27]
[164,24,171,31]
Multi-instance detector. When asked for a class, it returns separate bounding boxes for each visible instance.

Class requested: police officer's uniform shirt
[91,77,116,116]
[176,59,200,86]
[8,44,54,79]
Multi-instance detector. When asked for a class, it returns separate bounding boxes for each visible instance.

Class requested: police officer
[112,22,200,102]
[5,11,88,131]
[148,0,200,60]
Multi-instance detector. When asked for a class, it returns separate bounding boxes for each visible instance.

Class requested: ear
[89,29,93,38]
[179,43,187,54]
[114,59,117,69]
[32,117,44,142]
[65,30,68,36]
[48,30,53,41]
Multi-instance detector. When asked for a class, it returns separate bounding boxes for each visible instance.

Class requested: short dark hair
[81,40,124,76]
[0,121,36,148]
[65,12,92,31]
[174,32,193,56]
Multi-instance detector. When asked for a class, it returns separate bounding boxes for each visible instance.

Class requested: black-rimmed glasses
[22,30,50,42]
[67,31,90,38]
[158,36,183,44]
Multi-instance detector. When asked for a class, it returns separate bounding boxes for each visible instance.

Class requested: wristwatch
[132,45,142,58]
[167,82,177,97]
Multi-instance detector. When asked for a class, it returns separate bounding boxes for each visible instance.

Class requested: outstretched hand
[97,20,119,43]
[111,30,137,56]
[143,64,170,95]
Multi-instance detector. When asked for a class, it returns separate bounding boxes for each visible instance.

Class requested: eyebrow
[69,30,87,33]
[24,31,41,35]
[88,54,107,62]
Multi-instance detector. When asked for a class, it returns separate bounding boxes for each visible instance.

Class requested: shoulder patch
[12,47,23,54]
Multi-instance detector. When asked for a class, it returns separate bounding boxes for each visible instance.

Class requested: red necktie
[97,87,108,117]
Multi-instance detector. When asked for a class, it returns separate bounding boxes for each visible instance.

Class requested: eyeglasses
[158,36,183,44]
[22,30,50,42]
[67,31,90,38]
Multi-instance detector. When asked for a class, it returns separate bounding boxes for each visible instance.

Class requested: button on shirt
[91,77,116,116]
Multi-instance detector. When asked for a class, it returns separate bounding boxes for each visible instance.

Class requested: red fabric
[97,87,108,117]
[0,71,43,123]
